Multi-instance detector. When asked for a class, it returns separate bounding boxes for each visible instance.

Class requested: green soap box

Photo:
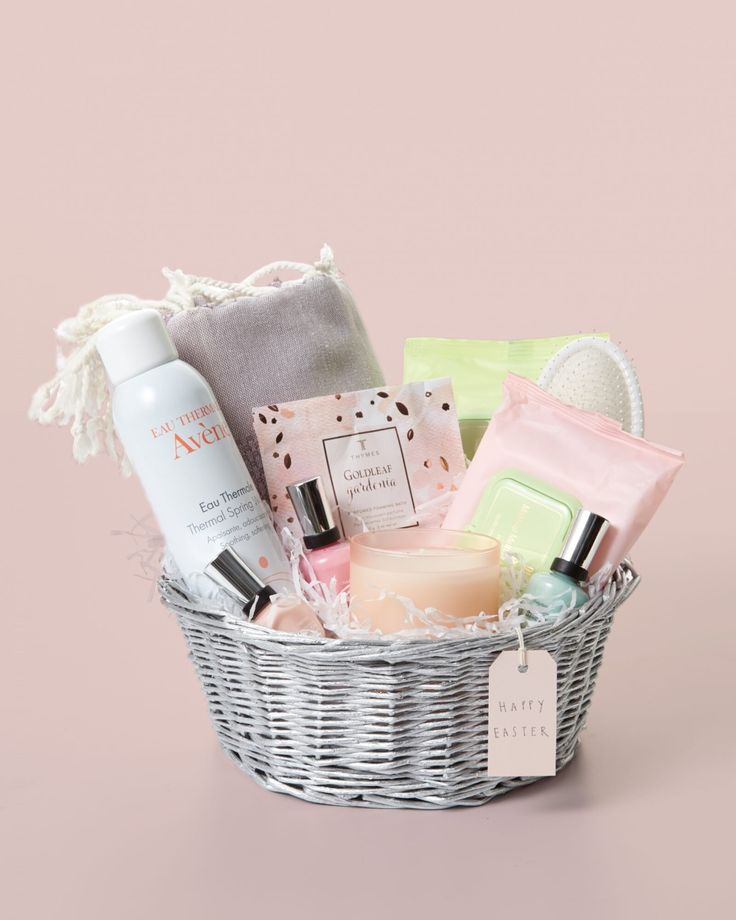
[466,469,580,573]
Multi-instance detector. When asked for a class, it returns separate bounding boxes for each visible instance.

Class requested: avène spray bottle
[96,309,291,589]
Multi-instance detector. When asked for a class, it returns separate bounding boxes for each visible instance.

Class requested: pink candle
[349,529,499,634]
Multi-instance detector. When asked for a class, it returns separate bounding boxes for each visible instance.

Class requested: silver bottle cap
[552,510,610,583]
[205,546,275,618]
[287,476,341,549]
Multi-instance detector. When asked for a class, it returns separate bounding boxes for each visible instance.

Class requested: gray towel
[167,271,384,498]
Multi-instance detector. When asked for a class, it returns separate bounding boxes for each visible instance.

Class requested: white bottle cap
[95,309,178,386]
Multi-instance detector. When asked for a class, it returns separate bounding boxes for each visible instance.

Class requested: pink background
[4,2,734,917]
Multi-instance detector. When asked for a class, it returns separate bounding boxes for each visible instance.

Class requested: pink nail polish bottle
[206,547,325,635]
[287,476,350,593]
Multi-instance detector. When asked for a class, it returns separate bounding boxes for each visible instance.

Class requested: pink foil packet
[254,379,466,539]
[443,374,684,574]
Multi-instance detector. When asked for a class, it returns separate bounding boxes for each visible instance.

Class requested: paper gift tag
[488,650,557,777]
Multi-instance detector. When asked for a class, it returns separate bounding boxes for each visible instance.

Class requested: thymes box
[254,378,465,540]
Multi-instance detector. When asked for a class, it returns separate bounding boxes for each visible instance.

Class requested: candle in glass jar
[349,529,499,634]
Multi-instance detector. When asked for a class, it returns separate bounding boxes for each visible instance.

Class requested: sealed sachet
[404,334,607,457]
[443,374,684,574]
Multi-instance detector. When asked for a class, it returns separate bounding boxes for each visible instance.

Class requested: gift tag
[488,648,557,777]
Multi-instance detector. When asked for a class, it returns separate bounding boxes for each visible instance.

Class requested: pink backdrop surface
[3,2,734,918]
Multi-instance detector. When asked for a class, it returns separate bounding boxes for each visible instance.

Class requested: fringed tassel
[28,290,194,472]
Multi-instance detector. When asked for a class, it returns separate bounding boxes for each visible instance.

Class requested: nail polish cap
[551,509,610,583]
[287,476,342,549]
[205,546,275,619]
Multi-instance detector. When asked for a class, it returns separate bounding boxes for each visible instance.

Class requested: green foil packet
[404,334,608,457]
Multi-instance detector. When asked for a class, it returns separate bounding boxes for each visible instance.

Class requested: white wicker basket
[159,562,639,809]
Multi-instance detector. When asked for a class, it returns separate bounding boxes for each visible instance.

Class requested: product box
[254,378,466,538]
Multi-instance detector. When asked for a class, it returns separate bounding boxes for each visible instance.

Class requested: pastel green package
[404,334,608,457]
[467,469,581,574]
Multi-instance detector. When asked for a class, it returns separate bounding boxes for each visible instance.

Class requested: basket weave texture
[160,563,639,809]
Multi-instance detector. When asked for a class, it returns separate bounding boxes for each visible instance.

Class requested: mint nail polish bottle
[526,510,610,620]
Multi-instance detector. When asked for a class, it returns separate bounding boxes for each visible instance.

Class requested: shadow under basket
[159,563,639,809]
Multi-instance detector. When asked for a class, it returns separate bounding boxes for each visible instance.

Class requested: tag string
[515,625,528,673]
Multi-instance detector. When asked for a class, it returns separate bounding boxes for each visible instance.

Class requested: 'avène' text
[148,403,232,460]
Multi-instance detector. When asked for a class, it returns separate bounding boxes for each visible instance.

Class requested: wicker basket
[159,562,639,809]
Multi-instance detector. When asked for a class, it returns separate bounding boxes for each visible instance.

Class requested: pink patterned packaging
[254,378,466,539]
[443,374,685,574]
